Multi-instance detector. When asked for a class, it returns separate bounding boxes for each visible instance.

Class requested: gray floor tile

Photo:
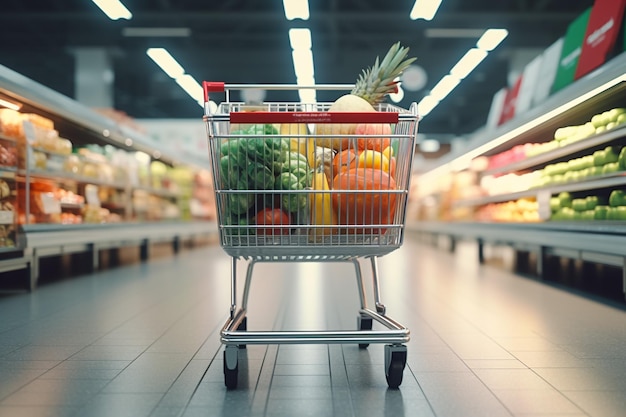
[265,398,333,417]
[474,368,555,390]
[1,379,108,406]
[103,352,192,393]
[0,405,79,417]
[534,367,626,391]
[75,393,163,417]
[563,390,626,417]
[492,388,584,415]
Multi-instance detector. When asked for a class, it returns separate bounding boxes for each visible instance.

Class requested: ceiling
[0,0,593,138]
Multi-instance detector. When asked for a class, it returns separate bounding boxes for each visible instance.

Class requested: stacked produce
[217,43,415,239]
[526,108,626,158]
[476,198,539,222]
[550,190,626,221]
[532,145,626,188]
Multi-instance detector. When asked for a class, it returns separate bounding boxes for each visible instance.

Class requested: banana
[310,165,337,240]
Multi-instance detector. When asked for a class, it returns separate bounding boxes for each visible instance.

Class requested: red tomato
[255,208,290,235]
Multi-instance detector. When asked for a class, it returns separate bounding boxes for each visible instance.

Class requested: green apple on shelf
[604,146,619,164]
[593,150,606,166]
[585,195,599,210]
[602,162,619,175]
[609,190,626,207]
[594,205,609,220]
[614,206,626,220]
[558,192,572,208]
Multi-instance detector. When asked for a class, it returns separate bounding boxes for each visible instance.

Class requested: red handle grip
[230,111,399,124]
[203,81,225,102]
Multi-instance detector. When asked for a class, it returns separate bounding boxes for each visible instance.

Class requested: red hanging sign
[575,0,626,79]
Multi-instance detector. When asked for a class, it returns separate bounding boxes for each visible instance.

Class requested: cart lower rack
[203,82,419,389]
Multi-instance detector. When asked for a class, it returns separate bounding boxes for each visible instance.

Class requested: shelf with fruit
[451,112,626,210]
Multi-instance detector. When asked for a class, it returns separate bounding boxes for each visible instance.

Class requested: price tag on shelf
[85,184,100,207]
[537,189,552,221]
[39,192,61,214]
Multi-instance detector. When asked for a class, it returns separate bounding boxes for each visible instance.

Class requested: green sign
[551,7,592,93]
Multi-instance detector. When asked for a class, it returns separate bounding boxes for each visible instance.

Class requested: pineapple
[351,42,416,105]
[315,42,416,150]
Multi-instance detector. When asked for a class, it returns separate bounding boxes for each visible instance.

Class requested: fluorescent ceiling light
[147,48,185,79]
[417,95,439,117]
[298,88,316,103]
[0,98,21,111]
[390,85,405,103]
[477,29,509,51]
[425,28,485,38]
[91,0,132,20]
[410,0,443,21]
[420,139,441,153]
[175,74,204,106]
[289,28,312,50]
[450,48,488,79]
[283,0,310,20]
[297,76,316,86]
[429,75,460,101]
[292,49,315,79]
[123,27,191,37]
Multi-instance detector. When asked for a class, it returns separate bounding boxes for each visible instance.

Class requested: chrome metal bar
[230,256,237,319]
[241,260,256,311]
[370,257,385,314]
[353,259,367,310]
[223,83,354,91]
[359,308,407,331]
[222,308,247,334]
[221,329,409,345]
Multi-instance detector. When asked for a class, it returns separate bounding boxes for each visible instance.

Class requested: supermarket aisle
[0,234,625,417]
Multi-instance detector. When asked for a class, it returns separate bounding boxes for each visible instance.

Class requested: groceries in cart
[206,42,418,248]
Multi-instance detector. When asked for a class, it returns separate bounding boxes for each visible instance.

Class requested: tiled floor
[1,234,626,417]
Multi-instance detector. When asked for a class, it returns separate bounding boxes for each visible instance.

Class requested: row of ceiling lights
[89,0,507,118]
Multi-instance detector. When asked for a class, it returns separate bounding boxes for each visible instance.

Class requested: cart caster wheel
[357,315,373,349]
[237,316,247,349]
[223,347,239,389]
[384,344,407,389]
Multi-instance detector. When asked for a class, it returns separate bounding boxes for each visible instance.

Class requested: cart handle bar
[203,82,399,124]
[203,81,355,102]
[229,111,397,124]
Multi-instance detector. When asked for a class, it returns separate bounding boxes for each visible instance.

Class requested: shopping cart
[203,82,419,389]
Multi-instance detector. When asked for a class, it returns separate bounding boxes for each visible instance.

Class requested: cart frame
[203,82,419,389]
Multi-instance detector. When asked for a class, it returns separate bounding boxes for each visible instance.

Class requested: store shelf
[483,125,626,176]
[19,169,129,189]
[20,220,217,290]
[454,172,626,207]
[409,220,626,271]
[133,185,179,199]
[0,168,16,179]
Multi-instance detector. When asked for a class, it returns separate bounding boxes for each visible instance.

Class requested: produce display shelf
[409,220,626,296]
[132,185,179,199]
[0,168,16,178]
[483,125,626,176]
[453,172,626,207]
[20,220,217,290]
[20,169,129,189]
[0,133,17,143]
